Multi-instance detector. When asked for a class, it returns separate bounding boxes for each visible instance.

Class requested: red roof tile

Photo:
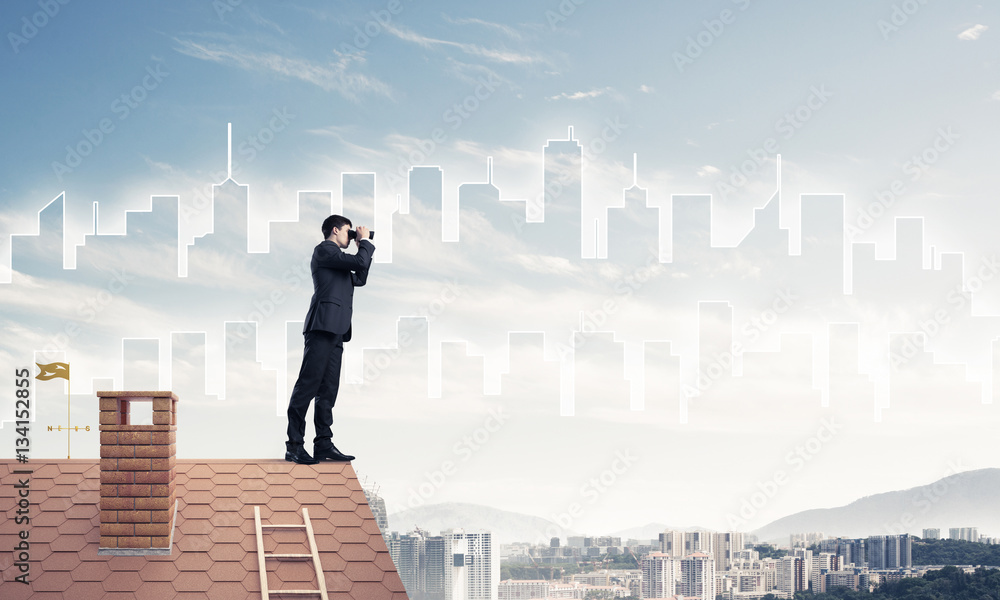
[174,551,214,572]
[240,569,261,592]
[237,477,268,491]
[208,496,243,514]
[183,477,215,491]
[343,561,387,582]
[0,460,405,599]
[134,580,178,596]
[208,527,244,544]
[138,561,180,582]
[354,581,400,598]
[338,542,377,563]
[31,570,74,592]
[273,560,318,582]
[63,580,107,598]
[210,472,241,486]
[43,551,82,572]
[177,518,213,536]
[207,543,245,564]
[210,484,241,498]
[207,560,246,581]
[185,465,214,480]
[102,570,143,592]
[264,472,294,486]
[206,580,249,600]
[237,489,270,504]
[75,561,113,581]
[172,570,213,592]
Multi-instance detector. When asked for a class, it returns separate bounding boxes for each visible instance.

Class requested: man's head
[322,214,352,248]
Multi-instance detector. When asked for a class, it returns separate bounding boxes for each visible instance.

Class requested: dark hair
[322,215,352,239]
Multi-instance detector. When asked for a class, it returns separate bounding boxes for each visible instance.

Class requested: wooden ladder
[254,505,329,600]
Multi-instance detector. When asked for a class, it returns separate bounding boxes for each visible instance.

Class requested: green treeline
[799,566,1000,600]
[913,539,1000,567]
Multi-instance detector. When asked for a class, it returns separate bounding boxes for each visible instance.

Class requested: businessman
[285,214,374,464]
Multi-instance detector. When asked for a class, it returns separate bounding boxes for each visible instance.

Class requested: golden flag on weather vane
[36,362,70,381]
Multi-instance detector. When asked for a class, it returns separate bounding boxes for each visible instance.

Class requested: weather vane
[36,361,92,459]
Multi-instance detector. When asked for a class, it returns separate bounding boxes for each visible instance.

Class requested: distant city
[364,484,999,600]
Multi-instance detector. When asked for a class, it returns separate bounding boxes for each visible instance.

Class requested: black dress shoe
[314,445,354,461]
[285,447,318,464]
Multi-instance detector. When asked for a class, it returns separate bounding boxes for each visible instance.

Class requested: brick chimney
[98,391,178,554]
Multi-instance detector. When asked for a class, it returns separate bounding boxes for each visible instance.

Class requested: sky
[2,0,1000,540]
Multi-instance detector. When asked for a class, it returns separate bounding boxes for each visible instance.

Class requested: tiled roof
[0,460,408,599]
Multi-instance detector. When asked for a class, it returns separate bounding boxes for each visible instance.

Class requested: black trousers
[286,330,343,450]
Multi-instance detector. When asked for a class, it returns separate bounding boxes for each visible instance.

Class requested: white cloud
[442,15,523,40]
[384,24,540,64]
[638,84,654,94]
[244,7,286,35]
[992,90,1000,101]
[546,86,618,101]
[171,38,392,101]
[958,24,988,40]
[510,253,581,275]
[697,165,722,178]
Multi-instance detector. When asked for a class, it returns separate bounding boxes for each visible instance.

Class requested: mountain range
[385,468,1000,546]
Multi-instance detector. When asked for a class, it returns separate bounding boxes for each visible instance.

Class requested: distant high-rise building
[424,536,449,600]
[659,530,684,558]
[950,527,978,542]
[892,534,912,568]
[922,528,940,540]
[778,556,806,596]
[846,539,866,567]
[395,532,425,594]
[867,534,911,569]
[362,486,388,537]
[713,531,744,571]
[444,529,498,600]
[867,536,886,570]
[793,548,813,590]
[444,533,469,600]
[684,531,714,555]
[641,552,675,599]
[811,552,841,591]
[680,553,715,600]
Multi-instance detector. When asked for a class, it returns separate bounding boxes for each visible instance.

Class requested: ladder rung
[267,591,322,595]
[263,524,307,529]
[265,553,312,559]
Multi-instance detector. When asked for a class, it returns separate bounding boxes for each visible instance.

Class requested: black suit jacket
[301,239,374,342]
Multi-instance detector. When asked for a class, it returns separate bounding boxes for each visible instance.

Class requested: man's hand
[355,226,370,247]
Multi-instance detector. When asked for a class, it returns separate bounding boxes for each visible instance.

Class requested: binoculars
[348,229,374,241]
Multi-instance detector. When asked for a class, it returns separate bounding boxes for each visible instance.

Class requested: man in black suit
[285,214,374,464]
